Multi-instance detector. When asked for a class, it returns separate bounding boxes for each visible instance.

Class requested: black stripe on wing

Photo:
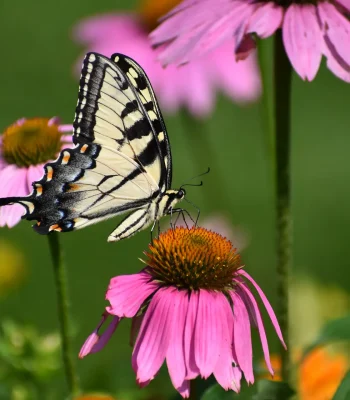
[111,53,173,189]
[73,52,171,191]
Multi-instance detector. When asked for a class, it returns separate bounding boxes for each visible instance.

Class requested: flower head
[0,117,72,228]
[80,227,285,398]
[150,0,350,82]
[73,1,261,118]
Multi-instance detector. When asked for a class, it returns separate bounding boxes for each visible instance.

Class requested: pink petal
[237,284,274,375]
[177,380,190,399]
[213,293,241,391]
[212,43,261,103]
[239,271,286,348]
[232,367,243,392]
[194,290,222,378]
[58,124,73,133]
[166,290,188,391]
[106,270,159,317]
[318,3,350,69]
[230,291,254,384]
[283,4,323,81]
[132,287,175,383]
[0,165,28,227]
[325,54,350,82]
[247,2,283,38]
[335,0,350,12]
[184,291,200,379]
[79,314,120,357]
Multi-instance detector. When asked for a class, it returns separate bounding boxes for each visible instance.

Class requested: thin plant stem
[47,233,80,397]
[273,31,292,382]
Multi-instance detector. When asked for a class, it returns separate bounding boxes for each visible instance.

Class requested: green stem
[47,233,80,397]
[273,31,292,382]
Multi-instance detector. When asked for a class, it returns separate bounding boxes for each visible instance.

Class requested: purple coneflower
[80,227,285,398]
[73,0,261,118]
[0,117,72,227]
[150,0,350,82]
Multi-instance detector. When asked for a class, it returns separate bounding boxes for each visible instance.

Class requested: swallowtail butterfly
[0,53,185,242]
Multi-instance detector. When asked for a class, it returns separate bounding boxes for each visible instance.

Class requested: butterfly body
[0,52,184,241]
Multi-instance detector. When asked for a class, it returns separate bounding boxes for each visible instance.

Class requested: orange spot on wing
[68,183,80,192]
[35,184,43,195]
[46,167,53,181]
[62,153,70,164]
[49,224,62,232]
[81,144,88,153]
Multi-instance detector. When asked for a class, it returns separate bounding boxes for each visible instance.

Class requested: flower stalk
[47,233,80,396]
[273,30,293,382]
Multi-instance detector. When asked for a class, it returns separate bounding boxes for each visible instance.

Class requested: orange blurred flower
[259,347,348,400]
[73,395,116,400]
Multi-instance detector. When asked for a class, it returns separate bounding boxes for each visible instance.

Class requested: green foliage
[0,320,61,399]
[332,370,350,400]
[253,380,295,400]
[303,315,350,356]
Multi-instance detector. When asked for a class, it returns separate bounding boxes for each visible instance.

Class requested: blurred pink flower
[0,117,72,228]
[73,13,261,117]
[80,227,285,398]
[150,0,350,82]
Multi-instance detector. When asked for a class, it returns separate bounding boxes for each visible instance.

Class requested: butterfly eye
[178,189,186,198]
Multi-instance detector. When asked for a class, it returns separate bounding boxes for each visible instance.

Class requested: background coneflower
[0,117,72,227]
[150,0,350,81]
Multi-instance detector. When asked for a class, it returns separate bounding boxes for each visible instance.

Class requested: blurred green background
[0,0,349,398]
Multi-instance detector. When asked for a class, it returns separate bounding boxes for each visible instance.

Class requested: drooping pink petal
[106,270,159,317]
[58,124,73,133]
[177,380,190,399]
[151,0,232,45]
[212,43,261,103]
[132,287,175,383]
[130,314,144,347]
[74,13,144,45]
[325,53,350,82]
[317,3,350,69]
[79,314,120,357]
[230,291,254,384]
[335,0,350,12]
[194,290,222,378]
[188,2,256,62]
[232,367,243,392]
[237,284,274,375]
[283,4,323,81]
[184,291,200,379]
[239,270,286,348]
[166,290,188,391]
[213,293,241,391]
[0,165,28,227]
[246,2,283,38]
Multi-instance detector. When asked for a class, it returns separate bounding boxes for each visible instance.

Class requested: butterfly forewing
[7,52,177,236]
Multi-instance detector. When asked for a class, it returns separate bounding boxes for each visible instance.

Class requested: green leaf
[304,315,350,356]
[253,380,295,400]
[201,383,255,399]
[333,370,350,400]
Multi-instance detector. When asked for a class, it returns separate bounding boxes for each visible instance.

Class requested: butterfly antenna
[180,167,210,190]
[183,198,201,226]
